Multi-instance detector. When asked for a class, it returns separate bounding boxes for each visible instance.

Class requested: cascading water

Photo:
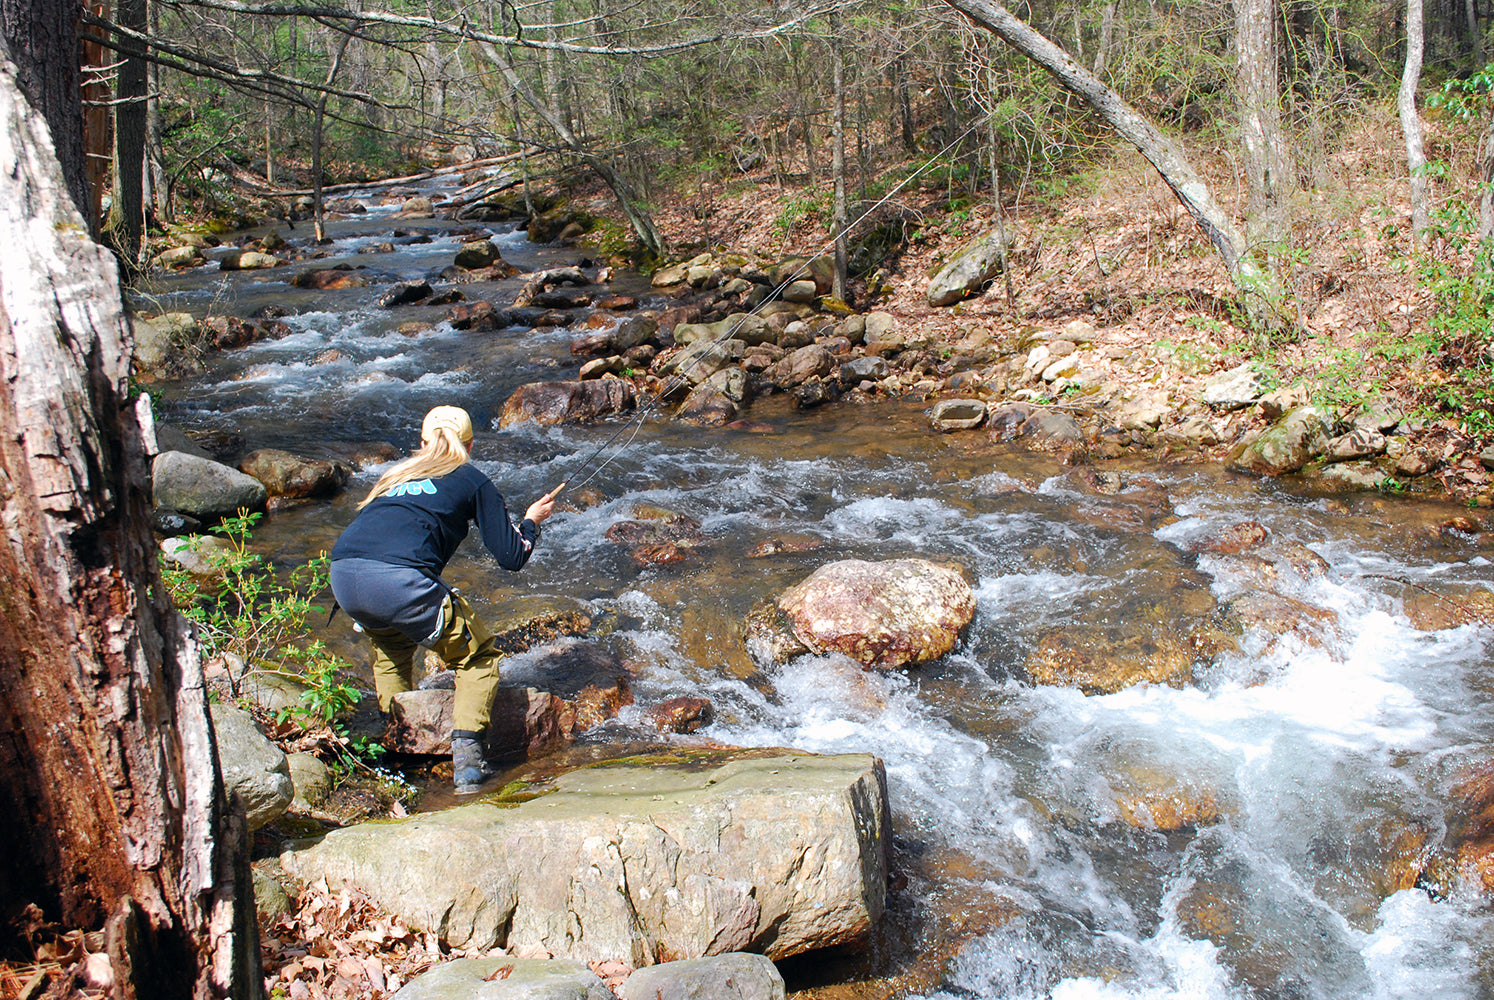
[140,196,1494,999]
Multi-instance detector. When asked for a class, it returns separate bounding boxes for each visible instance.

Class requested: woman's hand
[524,484,563,525]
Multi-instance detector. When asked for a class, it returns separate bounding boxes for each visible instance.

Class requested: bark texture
[1399,0,1430,243]
[1235,0,1293,256]
[0,31,259,1000]
[0,0,89,218]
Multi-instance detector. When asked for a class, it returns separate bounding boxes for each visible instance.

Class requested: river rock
[379,279,433,307]
[1021,410,1086,452]
[618,953,785,1000]
[777,559,975,669]
[200,314,291,350]
[1189,521,1269,555]
[658,338,747,385]
[211,703,292,830]
[678,367,752,427]
[153,245,203,270]
[292,267,368,290]
[220,249,283,271]
[132,312,200,374]
[1314,460,1391,492]
[238,448,350,499]
[396,195,435,218]
[446,301,511,331]
[286,752,332,813]
[390,958,613,1000]
[927,231,1005,306]
[1026,626,1198,694]
[647,697,715,734]
[1202,363,1266,410]
[1324,427,1386,462]
[386,643,633,758]
[769,255,834,294]
[764,345,834,389]
[152,450,268,519]
[1228,406,1332,476]
[929,399,987,432]
[605,506,708,566]
[280,749,889,964]
[499,379,637,427]
[840,356,888,385]
[454,239,500,269]
[675,313,776,348]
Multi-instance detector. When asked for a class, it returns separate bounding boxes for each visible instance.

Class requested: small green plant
[160,510,364,732]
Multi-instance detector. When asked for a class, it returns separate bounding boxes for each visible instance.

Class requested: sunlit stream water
[138,195,1494,999]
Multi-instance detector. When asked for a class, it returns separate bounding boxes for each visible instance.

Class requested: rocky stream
[135,176,1494,999]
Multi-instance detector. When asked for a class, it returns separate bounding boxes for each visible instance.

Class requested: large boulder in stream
[771,558,976,670]
[152,450,268,519]
[677,367,752,427]
[390,958,612,1000]
[280,749,890,965]
[499,379,637,427]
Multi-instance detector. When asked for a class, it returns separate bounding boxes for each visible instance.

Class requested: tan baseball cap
[421,405,473,444]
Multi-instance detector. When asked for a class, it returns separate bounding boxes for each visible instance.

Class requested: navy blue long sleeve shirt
[331,462,537,576]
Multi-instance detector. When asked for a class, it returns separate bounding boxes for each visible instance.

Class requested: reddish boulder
[499,379,637,428]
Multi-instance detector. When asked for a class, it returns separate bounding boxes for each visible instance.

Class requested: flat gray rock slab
[618,953,785,1000]
[282,750,888,966]
[390,958,612,1000]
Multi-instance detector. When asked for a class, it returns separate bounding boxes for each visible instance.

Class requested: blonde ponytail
[358,407,474,509]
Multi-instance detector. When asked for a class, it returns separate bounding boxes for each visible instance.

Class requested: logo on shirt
[386,479,438,498]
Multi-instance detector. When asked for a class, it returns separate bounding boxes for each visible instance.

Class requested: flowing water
[140,192,1494,999]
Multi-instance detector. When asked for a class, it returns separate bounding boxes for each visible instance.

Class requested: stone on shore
[1228,406,1333,476]
[927,230,1006,306]
[776,558,975,669]
[281,750,890,965]
[1202,363,1267,410]
[152,450,268,519]
[211,704,292,830]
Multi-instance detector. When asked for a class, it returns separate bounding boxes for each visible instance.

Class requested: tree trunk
[1467,0,1482,68]
[109,0,148,268]
[312,96,327,241]
[1400,0,1430,244]
[0,30,259,1000]
[2,0,91,224]
[1479,103,1494,244]
[1093,2,1115,77]
[830,11,848,302]
[940,0,1285,327]
[1236,0,1293,263]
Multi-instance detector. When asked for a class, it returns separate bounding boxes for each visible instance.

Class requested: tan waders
[363,592,503,791]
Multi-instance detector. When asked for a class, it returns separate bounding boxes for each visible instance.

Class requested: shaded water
[141,197,1494,999]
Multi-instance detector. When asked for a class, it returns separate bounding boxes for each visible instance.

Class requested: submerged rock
[281,750,890,965]
[776,558,975,669]
[1026,625,1200,694]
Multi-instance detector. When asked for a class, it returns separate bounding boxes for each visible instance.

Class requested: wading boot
[452,734,494,794]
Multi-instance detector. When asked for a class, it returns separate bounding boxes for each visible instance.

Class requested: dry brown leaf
[483,963,515,982]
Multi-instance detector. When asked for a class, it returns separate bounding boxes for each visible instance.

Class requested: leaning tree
[0,4,258,997]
